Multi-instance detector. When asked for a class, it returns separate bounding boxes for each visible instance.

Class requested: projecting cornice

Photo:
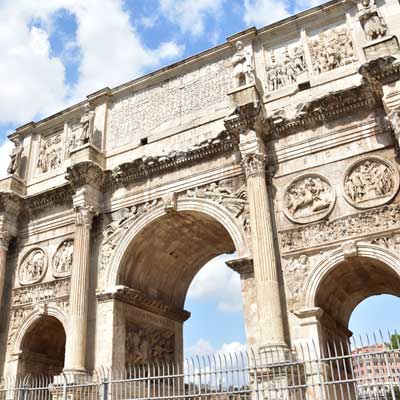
[359,55,400,86]
[25,184,74,212]
[109,130,238,187]
[97,286,191,323]
[269,84,381,137]
[66,161,105,190]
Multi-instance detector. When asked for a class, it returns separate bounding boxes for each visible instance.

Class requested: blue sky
[0,0,398,356]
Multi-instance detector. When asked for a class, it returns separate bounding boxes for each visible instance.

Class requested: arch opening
[18,315,66,377]
[115,210,241,366]
[314,256,400,342]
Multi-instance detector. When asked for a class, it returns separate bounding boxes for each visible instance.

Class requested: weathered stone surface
[1,0,400,380]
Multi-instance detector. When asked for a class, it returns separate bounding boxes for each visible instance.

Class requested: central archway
[102,198,250,368]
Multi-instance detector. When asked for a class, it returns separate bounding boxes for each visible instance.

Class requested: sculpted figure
[79,104,95,145]
[293,46,306,73]
[358,0,386,41]
[7,138,23,176]
[232,41,254,88]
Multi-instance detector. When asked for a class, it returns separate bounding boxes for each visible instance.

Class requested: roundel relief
[343,157,399,209]
[283,174,335,224]
[53,240,74,278]
[18,248,47,285]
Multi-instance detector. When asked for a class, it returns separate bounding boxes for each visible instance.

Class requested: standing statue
[7,138,23,176]
[79,104,95,146]
[358,0,386,41]
[231,41,255,88]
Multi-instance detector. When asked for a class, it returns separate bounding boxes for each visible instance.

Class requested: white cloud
[159,0,225,36]
[186,339,246,356]
[0,0,184,124]
[187,254,243,313]
[243,0,290,27]
[0,139,14,180]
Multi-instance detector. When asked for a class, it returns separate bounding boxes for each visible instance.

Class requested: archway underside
[316,256,400,332]
[119,210,236,309]
[19,315,66,377]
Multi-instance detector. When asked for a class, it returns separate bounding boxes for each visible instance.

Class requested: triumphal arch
[1,0,400,379]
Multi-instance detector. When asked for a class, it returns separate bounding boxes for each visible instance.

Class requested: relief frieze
[11,278,70,308]
[125,323,174,365]
[309,25,356,74]
[279,204,400,253]
[37,134,63,174]
[283,255,310,299]
[343,157,399,209]
[283,174,335,224]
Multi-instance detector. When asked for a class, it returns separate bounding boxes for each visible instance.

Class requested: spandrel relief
[18,248,47,285]
[309,26,356,74]
[283,174,335,224]
[343,157,399,209]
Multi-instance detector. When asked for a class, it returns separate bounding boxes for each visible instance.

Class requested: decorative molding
[283,173,335,224]
[226,257,254,276]
[110,130,237,187]
[279,204,400,253]
[25,184,74,212]
[97,285,190,322]
[17,248,47,286]
[342,240,358,259]
[342,156,399,209]
[359,56,400,86]
[162,192,177,213]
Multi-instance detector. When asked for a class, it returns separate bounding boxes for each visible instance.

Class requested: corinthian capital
[75,206,98,226]
[241,153,267,178]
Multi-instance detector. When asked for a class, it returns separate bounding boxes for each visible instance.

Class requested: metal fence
[1,332,399,400]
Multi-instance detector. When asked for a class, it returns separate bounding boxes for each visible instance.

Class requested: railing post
[100,379,108,400]
[62,373,67,400]
[21,384,29,400]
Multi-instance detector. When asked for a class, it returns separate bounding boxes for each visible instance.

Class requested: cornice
[269,83,381,137]
[359,55,400,87]
[24,184,74,212]
[97,286,191,323]
[66,161,105,190]
[109,130,238,187]
[226,257,254,277]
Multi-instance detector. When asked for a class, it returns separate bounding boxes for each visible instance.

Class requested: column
[241,138,287,349]
[0,231,10,313]
[64,206,95,373]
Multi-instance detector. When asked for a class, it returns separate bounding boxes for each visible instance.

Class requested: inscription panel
[108,58,232,149]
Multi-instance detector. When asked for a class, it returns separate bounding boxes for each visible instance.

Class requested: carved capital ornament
[241,153,267,178]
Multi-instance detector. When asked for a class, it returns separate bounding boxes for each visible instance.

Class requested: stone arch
[12,305,68,355]
[106,196,251,290]
[303,242,400,333]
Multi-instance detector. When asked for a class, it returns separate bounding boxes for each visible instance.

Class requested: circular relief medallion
[283,173,335,224]
[18,248,47,285]
[343,157,399,209]
[53,240,74,278]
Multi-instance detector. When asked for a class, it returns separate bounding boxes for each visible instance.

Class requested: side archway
[303,243,400,339]
[11,306,68,377]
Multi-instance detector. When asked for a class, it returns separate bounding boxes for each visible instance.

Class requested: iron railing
[1,332,399,400]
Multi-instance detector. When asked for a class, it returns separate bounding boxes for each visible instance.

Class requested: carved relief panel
[308,25,357,74]
[37,131,63,174]
[18,248,47,285]
[264,43,308,93]
[283,174,335,224]
[53,240,74,278]
[343,157,399,209]
[125,323,174,365]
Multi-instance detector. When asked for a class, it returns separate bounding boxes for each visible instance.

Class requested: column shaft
[64,208,93,372]
[244,154,286,347]
[0,242,9,312]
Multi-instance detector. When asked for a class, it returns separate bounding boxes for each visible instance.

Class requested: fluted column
[242,148,286,348]
[0,231,10,313]
[64,206,95,373]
